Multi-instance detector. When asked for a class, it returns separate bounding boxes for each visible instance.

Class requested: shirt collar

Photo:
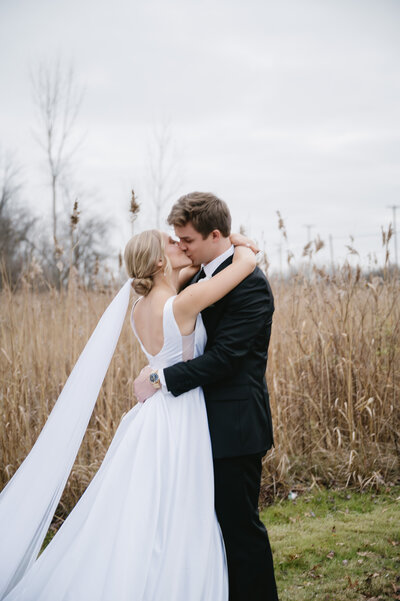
[203,245,234,278]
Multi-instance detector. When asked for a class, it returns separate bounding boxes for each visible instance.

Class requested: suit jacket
[164,256,275,458]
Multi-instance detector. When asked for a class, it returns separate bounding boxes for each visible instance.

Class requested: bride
[0,229,256,600]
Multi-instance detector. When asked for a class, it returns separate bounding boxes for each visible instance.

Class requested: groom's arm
[163,271,273,397]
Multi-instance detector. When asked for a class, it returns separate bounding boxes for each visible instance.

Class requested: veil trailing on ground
[0,279,132,599]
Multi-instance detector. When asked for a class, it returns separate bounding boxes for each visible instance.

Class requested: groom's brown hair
[167,192,231,238]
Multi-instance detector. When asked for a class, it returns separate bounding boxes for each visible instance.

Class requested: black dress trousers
[213,453,279,601]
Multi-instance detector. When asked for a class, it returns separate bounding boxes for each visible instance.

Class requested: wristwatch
[149,370,161,389]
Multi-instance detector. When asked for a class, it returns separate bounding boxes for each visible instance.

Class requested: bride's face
[163,233,192,269]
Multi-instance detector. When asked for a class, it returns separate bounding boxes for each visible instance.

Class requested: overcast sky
[1,0,399,270]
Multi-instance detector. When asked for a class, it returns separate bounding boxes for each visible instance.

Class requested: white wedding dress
[3,295,228,600]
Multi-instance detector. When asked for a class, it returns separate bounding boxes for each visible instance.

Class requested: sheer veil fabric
[0,284,228,601]
[0,279,132,599]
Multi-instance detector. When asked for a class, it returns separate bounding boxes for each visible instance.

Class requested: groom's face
[174,222,214,266]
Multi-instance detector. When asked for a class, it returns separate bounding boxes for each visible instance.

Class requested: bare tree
[147,122,182,228]
[31,60,83,251]
[0,151,36,287]
[69,206,112,285]
[32,198,113,288]
[0,152,22,213]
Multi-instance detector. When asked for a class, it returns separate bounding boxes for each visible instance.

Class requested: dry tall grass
[262,263,399,499]
[0,263,399,513]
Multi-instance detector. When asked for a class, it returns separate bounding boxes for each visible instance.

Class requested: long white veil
[0,279,132,599]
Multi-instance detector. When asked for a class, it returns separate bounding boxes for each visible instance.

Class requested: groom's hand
[133,366,156,403]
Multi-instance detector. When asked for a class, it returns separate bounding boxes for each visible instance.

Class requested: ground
[261,487,400,601]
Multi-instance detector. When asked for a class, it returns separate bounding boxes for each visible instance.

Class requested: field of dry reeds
[0,262,399,514]
[263,263,399,500]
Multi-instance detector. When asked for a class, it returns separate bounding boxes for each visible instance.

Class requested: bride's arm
[177,233,258,291]
[178,265,199,290]
[229,232,260,254]
[174,246,256,319]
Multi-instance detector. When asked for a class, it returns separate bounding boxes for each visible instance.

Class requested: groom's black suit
[163,257,279,601]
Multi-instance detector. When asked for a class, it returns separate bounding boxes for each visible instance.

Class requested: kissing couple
[0,192,279,601]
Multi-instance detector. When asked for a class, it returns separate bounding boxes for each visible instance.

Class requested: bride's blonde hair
[124,230,171,296]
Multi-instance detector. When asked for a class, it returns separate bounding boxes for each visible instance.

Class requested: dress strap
[129,297,142,338]
[162,295,180,339]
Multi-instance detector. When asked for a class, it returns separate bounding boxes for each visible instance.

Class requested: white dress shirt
[159,245,234,387]
[201,245,234,278]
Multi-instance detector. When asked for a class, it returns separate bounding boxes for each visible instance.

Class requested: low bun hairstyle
[124,230,168,297]
[130,276,153,297]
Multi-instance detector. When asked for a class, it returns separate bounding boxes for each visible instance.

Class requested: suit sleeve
[163,271,273,397]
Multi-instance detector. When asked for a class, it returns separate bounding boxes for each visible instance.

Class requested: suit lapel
[199,255,233,336]
[210,255,233,277]
[185,256,232,289]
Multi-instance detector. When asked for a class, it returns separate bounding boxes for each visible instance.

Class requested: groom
[134,192,279,601]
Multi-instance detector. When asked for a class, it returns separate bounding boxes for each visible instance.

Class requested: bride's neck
[153,269,179,294]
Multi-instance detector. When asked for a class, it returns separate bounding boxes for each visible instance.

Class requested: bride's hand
[133,366,156,403]
[230,233,260,254]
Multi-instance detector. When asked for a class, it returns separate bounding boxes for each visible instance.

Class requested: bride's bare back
[131,291,174,357]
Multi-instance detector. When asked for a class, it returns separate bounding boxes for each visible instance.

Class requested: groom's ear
[210,229,222,242]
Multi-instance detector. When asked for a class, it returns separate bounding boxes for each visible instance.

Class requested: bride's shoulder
[133,291,174,318]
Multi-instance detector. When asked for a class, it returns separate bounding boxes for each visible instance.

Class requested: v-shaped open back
[130,295,204,368]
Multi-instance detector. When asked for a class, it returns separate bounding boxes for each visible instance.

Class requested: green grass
[261,487,400,601]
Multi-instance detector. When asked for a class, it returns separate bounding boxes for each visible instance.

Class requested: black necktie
[195,268,206,282]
